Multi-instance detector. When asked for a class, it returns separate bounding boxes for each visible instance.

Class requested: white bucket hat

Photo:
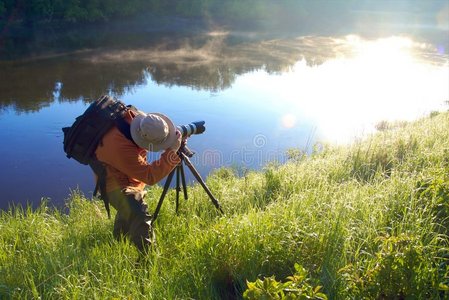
[130,112,177,152]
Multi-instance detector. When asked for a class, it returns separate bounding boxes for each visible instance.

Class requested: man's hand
[168,130,182,152]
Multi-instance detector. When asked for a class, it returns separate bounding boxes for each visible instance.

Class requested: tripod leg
[175,165,180,213]
[151,168,176,225]
[180,152,224,214]
[179,163,188,201]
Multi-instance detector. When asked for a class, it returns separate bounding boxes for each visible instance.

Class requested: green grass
[1,112,449,299]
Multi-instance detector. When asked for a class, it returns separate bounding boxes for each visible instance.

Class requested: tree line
[2,0,445,27]
[0,0,334,27]
[0,0,152,24]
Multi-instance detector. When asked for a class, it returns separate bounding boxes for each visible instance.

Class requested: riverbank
[1,111,448,298]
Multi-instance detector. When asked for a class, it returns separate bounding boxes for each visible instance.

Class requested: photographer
[95,109,182,252]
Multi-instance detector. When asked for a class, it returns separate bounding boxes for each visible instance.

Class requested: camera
[177,121,205,138]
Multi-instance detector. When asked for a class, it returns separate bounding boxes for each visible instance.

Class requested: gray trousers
[107,188,153,252]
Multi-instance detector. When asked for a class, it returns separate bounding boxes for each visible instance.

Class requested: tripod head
[178,140,195,158]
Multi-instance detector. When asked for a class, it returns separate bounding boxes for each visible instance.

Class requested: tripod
[151,143,224,225]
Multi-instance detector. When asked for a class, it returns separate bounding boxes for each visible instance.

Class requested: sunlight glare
[281,113,297,128]
[243,36,449,143]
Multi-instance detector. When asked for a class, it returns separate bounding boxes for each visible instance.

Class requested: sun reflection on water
[272,36,449,143]
[281,113,297,128]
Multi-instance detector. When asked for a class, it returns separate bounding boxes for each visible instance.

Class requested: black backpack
[62,95,136,217]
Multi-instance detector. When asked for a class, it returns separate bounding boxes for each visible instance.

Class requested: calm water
[1,5,448,209]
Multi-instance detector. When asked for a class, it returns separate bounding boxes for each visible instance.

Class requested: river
[0,4,448,209]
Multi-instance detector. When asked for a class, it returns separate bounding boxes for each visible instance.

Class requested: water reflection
[0,33,322,111]
[1,33,447,114]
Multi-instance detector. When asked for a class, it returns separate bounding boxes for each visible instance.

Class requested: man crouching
[95,109,182,252]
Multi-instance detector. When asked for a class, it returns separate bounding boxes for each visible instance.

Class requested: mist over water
[0,2,448,209]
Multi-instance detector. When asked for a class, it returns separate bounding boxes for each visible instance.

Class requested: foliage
[0,0,150,24]
[1,112,448,298]
[243,263,327,300]
[0,0,364,27]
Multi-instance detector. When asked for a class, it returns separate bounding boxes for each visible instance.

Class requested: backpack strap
[115,105,139,147]
[89,159,111,218]
[115,117,137,147]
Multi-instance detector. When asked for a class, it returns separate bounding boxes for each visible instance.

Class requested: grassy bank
[1,112,448,299]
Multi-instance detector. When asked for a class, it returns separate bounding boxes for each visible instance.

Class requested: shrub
[243,263,328,300]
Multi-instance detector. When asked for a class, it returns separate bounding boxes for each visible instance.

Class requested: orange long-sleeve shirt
[95,110,180,193]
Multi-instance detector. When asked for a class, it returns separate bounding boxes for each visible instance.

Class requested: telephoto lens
[177,121,205,137]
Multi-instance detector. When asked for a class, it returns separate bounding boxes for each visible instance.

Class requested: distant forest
[0,0,309,25]
[2,0,443,27]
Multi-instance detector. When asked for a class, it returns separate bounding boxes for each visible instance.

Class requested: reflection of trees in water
[145,37,344,91]
[0,34,302,112]
[0,58,148,112]
[0,33,444,113]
